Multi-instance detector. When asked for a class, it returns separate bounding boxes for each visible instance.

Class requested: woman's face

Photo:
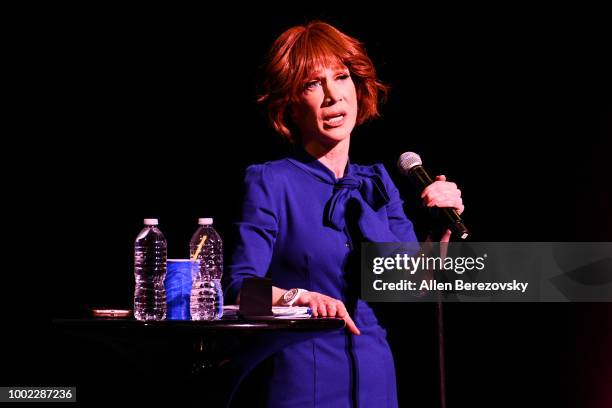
[291,64,358,146]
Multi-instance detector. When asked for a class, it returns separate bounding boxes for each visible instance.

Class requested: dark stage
[7,7,611,407]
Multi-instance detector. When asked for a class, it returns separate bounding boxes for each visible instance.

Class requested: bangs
[289,30,350,96]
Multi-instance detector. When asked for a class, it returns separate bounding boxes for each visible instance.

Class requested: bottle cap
[144,218,159,225]
[198,218,213,225]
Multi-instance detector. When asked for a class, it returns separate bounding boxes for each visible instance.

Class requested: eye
[305,80,321,90]
[337,72,350,80]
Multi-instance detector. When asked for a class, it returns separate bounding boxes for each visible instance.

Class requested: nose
[323,82,342,106]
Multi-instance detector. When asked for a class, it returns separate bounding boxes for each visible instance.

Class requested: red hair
[258,21,389,142]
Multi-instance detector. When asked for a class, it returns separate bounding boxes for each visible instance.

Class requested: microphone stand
[424,231,449,408]
[435,273,447,408]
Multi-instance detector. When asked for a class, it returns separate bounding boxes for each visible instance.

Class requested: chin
[320,126,353,143]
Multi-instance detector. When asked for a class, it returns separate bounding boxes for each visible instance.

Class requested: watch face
[283,288,298,303]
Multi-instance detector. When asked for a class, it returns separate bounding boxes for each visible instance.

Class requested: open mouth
[323,112,346,128]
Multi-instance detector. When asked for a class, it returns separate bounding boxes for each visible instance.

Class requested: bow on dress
[325,174,390,232]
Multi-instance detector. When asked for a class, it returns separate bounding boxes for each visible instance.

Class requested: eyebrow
[306,68,349,81]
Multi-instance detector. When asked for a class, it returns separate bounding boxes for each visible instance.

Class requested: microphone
[397,152,469,240]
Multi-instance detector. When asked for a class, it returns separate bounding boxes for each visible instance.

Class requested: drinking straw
[191,235,208,261]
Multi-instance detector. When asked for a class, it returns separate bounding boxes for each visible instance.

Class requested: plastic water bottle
[134,218,167,321]
[190,218,223,320]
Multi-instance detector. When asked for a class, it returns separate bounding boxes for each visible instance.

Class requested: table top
[52,316,346,332]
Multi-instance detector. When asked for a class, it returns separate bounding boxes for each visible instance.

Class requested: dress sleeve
[222,164,279,304]
[375,163,418,243]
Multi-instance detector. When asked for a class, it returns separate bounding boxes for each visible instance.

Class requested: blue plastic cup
[165,259,198,320]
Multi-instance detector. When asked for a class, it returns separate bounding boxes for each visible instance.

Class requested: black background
[10,5,612,407]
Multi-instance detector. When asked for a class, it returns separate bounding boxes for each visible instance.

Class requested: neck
[302,138,350,179]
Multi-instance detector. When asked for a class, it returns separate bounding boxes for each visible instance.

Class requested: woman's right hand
[295,291,360,335]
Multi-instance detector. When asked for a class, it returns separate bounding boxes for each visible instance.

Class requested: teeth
[328,115,344,123]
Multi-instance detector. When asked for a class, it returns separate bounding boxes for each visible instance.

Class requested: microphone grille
[397,152,423,175]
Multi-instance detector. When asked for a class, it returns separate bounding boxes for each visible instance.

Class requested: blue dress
[223,147,418,407]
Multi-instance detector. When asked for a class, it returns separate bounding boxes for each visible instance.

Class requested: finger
[451,198,464,213]
[336,302,348,318]
[426,194,448,207]
[326,303,337,317]
[435,200,463,211]
[421,185,433,199]
[333,302,360,335]
[344,314,361,335]
[423,181,454,200]
[430,192,462,207]
[309,301,319,317]
[423,189,443,204]
[443,194,462,205]
[421,181,445,198]
[317,303,328,317]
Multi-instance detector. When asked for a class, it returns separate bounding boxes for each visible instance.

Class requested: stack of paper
[272,306,312,319]
[222,305,312,319]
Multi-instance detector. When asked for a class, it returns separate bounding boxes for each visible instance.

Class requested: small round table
[53,316,345,406]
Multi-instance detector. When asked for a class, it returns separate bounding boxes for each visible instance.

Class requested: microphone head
[397,152,423,175]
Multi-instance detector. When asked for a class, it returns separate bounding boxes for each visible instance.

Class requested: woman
[223,21,464,407]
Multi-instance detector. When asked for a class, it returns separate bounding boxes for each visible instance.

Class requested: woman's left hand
[421,175,464,242]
